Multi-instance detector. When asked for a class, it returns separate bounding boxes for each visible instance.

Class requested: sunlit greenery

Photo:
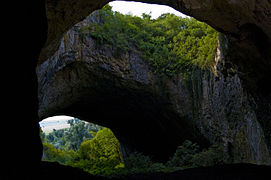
[41,120,124,176]
[41,118,102,151]
[80,5,218,77]
[41,119,227,177]
[72,128,124,176]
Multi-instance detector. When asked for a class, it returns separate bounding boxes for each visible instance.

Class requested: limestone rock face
[40,0,271,64]
[37,15,271,164]
[172,38,271,164]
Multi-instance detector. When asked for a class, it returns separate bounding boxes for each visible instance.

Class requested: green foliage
[81,6,218,77]
[167,141,227,169]
[41,118,102,151]
[167,140,200,168]
[40,113,226,177]
[64,118,98,151]
[42,142,76,165]
[72,128,123,176]
[42,123,227,177]
[126,153,169,173]
[191,144,226,167]
[122,152,152,173]
[113,141,226,176]
[41,122,124,177]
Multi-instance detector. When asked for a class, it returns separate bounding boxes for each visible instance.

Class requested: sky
[39,115,74,133]
[109,1,187,19]
[41,115,74,122]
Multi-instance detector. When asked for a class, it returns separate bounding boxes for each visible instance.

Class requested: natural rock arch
[40,0,271,65]
[40,0,271,103]
[6,0,271,178]
[37,0,271,162]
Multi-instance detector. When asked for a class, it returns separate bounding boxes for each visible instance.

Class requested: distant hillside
[40,116,73,133]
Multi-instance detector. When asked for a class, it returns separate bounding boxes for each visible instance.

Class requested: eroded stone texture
[40,0,271,64]
[37,15,271,163]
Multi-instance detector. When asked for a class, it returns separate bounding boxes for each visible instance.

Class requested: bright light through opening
[109,1,188,19]
[39,115,74,133]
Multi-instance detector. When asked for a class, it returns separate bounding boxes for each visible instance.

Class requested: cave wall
[37,18,199,161]
[39,2,271,156]
[37,14,271,163]
[4,1,48,178]
[175,34,271,164]
[40,0,271,65]
[6,0,271,177]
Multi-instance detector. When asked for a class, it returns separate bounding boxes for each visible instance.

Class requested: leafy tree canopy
[41,118,102,151]
[80,5,218,77]
[41,122,227,177]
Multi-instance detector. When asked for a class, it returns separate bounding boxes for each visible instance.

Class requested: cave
[37,52,210,162]
[37,1,213,163]
[5,0,271,179]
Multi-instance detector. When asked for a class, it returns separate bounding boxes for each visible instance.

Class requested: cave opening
[37,2,231,176]
[36,0,271,177]
[37,0,224,171]
[39,115,125,176]
[6,0,271,179]
[39,115,226,177]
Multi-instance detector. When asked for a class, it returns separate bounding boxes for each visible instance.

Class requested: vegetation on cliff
[79,5,218,77]
[40,4,226,177]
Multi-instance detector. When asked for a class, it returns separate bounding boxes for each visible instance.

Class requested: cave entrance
[39,115,124,176]
[37,0,198,163]
[109,1,188,19]
[38,0,221,173]
[39,115,227,177]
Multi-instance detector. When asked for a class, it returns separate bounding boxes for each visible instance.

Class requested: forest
[41,118,227,177]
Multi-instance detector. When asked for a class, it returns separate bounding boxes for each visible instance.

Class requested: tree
[142,12,152,21]
[41,118,102,150]
[64,118,101,151]
[167,140,200,168]
[73,128,123,175]
[42,142,76,165]
[85,5,218,77]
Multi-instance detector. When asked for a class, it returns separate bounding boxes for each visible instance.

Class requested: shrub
[42,142,76,165]
[123,152,153,173]
[71,128,124,176]
[191,144,226,167]
[81,5,218,77]
[41,119,227,177]
[167,140,200,168]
